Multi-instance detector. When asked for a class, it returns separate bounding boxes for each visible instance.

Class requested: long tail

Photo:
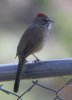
[14,57,25,92]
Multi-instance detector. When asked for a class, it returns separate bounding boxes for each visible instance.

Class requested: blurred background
[0,0,72,100]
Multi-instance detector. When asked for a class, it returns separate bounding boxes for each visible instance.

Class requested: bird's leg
[25,59,28,63]
[32,54,40,61]
[32,54,41,63]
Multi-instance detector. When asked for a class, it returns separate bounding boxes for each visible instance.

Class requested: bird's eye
[43,19,48,23]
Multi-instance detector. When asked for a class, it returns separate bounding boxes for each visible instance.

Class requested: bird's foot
[32,54,41,64]
[25,59,28,63]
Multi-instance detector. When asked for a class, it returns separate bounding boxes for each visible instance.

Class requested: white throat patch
[48,23,52,30]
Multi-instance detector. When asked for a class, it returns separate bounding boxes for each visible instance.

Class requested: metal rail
[0,58,72,81]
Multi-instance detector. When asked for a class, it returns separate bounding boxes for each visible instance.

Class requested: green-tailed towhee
[14,12,54,92]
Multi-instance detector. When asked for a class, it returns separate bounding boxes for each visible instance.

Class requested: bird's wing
[17,26,43,57]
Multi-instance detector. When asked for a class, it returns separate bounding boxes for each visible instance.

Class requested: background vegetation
[0,0,72,100]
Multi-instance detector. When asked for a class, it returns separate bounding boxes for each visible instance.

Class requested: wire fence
[0,58,72,100]
[0,78,72,100]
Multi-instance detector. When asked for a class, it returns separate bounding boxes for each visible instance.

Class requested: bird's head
[33,13,54,28]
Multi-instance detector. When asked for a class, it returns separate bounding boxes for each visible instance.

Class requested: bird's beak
[48,19,54,23]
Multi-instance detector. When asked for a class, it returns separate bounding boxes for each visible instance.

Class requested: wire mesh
[0,78,72,100]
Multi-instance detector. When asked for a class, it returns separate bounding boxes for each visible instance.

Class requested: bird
[14,12,54,92]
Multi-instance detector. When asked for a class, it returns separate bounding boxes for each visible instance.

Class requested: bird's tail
[14,57,25,92]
